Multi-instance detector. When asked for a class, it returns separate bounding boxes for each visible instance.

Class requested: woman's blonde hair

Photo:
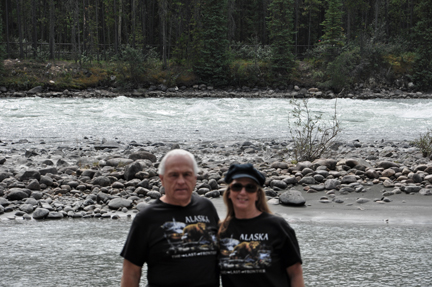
[218,184,272,235]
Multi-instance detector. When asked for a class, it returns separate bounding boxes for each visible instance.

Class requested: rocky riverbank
[1,84,432,99]
[1,137,431,222]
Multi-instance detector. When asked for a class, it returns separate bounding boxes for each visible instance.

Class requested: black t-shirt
[218,212,302,287]
[120,194,220,287]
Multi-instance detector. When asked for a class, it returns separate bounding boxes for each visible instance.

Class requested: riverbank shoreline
[1,137,431,224]
[1,86,432,100]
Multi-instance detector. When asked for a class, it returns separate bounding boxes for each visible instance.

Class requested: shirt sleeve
[278,218,303,268]
[120,212,149,267]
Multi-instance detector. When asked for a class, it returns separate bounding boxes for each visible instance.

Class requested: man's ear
[159,175,164,185]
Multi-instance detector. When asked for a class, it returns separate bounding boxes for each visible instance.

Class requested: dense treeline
[1,0,431,90]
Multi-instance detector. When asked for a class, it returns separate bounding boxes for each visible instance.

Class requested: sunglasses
[230,183,258,193]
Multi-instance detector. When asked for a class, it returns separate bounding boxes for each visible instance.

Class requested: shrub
[412,130,432,159]
[288,98,341,162]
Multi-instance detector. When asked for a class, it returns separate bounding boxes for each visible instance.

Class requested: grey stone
[204,190,220,198]
[324,179,340,190]
[18,170,41,181]
[40,175,54,186]
[92,176,111,187]
[27,86,43,94]
[108,198,132,209]
[19,203,34,213]
[128,151,157,163]
[147,190,161,199]
[31,191,43,200]
[270,162,289,169]
[39,167,58,175]
[419,188,432,196]
[310,184,325,191]
[279,189,306,206]
[298,176,315,185]
[197,188,210,195]
[25,197,38,205]
[404,185,422,193]
[124,161,143,181]
[412,173,423,183]
[341,175,357,184]
[27,179,40,190]
[377,161,399,169]
[105,158,133,167]
[356,198,370,204]
[283,177,298,184]
[265,189,278,197]
[81,169,97,178]
[33,208,50,219]
[271,180,288,190]
[0,205,4,214]
[0,172,13,182]
[97,192,110,203]
[47,212,64,219]
[7,188,31,200]
[208,179,219,190]
[0,198,11,206]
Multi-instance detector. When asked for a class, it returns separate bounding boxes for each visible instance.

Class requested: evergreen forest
[1,0,432,91]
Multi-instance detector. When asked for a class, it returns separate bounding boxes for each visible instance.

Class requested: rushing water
[1,218,431,287]
[1,97,431,144]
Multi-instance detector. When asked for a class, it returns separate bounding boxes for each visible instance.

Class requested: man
[120,149,220,287]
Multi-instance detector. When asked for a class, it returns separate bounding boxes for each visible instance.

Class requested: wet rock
[27,179,40,190]
[271,180,288,190]
[129,151,157,163]
[124,161,143,181]
[324,179,340,190]
[298,176,315,185]
[279,189,306,206]
[204,190,220,198]
[47,212,64,219]
[17,170,41,181]
[419,188,432,196]
[341,175,357,184]
[19,203,35,214]
[7,188,31,200]
[33,208,50,219]
[108,198,132,209]
[356,198,370,204]
[92,176,111,187]
[39,167,58,175]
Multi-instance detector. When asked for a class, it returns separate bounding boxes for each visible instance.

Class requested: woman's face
[228,177,259,213]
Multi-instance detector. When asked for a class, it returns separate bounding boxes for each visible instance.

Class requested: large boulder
[7,188,31,200]
[129,152,157,163]
[92,176,111,187]
[324,179,340,190]
[124,161,143,181]
[33,208,50,219]
[108,198,132,209]
[279,189,306,206]
[17,170,41,181]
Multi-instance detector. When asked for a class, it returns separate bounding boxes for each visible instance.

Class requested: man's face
[159,154,197,206]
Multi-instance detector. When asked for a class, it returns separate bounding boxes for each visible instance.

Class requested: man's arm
[120,259,142,287]
[287,262,305,287]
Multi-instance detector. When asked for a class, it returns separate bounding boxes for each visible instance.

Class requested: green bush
[412,130,432,159]
[288,98,340,162]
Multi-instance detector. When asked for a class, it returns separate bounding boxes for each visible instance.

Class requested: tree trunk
[71,0,78,63]
[32,0,37,58]
[49,0,55,60]
[5,0,11,58]
[158,0,168,69]
[118,0,123,48]
[132,0,136,48]
[17,0,24,58]
[114,0,119,54]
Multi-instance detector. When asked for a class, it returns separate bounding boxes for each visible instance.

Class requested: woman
[218,163,304,287]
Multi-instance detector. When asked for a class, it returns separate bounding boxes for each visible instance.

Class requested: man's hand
[120,259,142,287]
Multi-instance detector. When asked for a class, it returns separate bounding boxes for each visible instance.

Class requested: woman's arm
[287,262,305,287]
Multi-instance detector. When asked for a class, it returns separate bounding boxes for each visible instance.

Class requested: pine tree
[193,0,229,86]
[0,8,5,81]
[320,0,344,61]
[413,0,432,90]
[267,0,295,78]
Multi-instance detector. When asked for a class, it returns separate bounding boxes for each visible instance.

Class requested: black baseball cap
[224,163,265,186]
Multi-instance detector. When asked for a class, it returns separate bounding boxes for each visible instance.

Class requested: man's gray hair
[158,149,199,175]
